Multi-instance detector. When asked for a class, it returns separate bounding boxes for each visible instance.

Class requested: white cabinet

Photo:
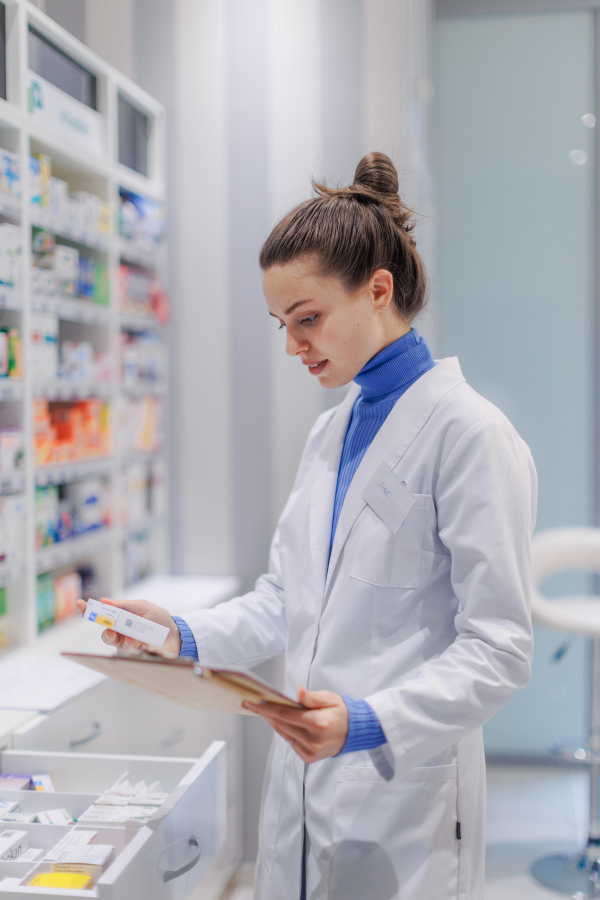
[0,745,226,898]
[10,683,244,899]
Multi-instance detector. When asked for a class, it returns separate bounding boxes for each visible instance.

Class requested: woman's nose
[286,330,309,357]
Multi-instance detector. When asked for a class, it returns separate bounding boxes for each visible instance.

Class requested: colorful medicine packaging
[0,775,31,790]
[32,773,55,792]
[82,598,169,647]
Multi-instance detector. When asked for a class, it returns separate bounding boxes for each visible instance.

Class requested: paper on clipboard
[61,651,304,715]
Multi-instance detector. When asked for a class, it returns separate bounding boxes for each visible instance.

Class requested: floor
[485,764,588,898]
[223,764,591,899]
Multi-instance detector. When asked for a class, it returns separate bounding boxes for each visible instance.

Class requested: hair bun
[353,152,399,196]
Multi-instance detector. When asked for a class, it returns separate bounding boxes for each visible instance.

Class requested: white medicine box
[0,744,226,899]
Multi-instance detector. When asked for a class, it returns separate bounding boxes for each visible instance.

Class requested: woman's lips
[306,360,327,376]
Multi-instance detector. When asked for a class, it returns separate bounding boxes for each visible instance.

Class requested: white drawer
[10,686,244,898]
[0,744,226,900]
[10,682,154,755]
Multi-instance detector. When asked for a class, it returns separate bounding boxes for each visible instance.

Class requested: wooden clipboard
[61,651,304,715]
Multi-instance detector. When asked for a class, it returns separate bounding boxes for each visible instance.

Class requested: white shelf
[0,563,25,587]
[0,286,21,312]
[0,194,20,220]
[120,312,163,332]
[122,514,166,538]
[35,458,112,486]
[0,2,169,649]
[36,528,114,574]
[0,471,24,494]
[0,380,23,401]
[31,292,110,325]
[34,380,112,400]
[121,381,167,397]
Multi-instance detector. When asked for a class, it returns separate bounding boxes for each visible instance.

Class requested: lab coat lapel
[325,358,466,593]
[309,385,359,598]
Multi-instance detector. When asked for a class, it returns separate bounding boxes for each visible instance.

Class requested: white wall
[85,0,134,78]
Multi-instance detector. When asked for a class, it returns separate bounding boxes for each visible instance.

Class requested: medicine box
[52,843,114,877]
[0,829,27,861]
[82,598,169,647]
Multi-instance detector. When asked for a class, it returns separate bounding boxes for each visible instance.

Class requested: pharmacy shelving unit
[0,0,169,651]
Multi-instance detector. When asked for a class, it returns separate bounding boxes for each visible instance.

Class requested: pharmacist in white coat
[88,153,537,900]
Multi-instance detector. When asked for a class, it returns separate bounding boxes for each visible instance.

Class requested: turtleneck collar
[353,328,434,402]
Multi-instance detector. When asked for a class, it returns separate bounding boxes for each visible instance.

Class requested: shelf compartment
[0,563,24,588]
[35,458,112,487]
[0,471,24,493]
[119,312,162,332]
[120,383,166,398]
[0,287,21,312]
[31,207,110,255]
[0,193,20,220]
[36,527,112,574]
[122,514,166,540]
[32,292,109,326]
[0,380,22,401]
[34,381,111,401]
[118,239,156,270]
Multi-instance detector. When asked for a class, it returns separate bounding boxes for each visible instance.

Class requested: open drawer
[0,744,226,900]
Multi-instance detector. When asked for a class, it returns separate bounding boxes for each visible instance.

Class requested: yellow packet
[29,872,93,889]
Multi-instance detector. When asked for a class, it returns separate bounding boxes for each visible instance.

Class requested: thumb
[297,686,340,709]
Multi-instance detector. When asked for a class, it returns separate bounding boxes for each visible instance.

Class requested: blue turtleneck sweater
[174,329,435,755]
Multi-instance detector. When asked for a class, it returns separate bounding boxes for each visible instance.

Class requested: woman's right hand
[75,597,182,655]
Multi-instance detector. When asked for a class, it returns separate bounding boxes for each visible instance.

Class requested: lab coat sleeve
[177,406,337,669]
[366,415,537,779]
[179,525,287,669]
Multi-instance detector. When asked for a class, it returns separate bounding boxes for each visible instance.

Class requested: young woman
[86,153,537,900]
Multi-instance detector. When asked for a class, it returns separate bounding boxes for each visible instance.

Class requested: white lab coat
[184,358,537,900]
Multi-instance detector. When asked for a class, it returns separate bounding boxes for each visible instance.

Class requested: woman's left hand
[243,686,349,763]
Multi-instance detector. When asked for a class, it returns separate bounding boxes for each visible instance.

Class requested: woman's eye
[278,322,286,330]
[300,315,318,326]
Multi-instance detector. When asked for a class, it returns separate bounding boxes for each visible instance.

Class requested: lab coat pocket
[329,764,458,900]
[349,494,432,589]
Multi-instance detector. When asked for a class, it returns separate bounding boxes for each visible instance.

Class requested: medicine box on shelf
[0,743,226,898]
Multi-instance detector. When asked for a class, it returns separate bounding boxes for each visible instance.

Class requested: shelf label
[27,72,104,158]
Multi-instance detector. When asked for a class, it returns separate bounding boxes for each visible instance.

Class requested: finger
[261,716,316,746]
[101,629,122,646]
[254,705,320,728]
[271,724,314,756]
[297,686,342,709]
[76,599,87,615]
[124,637,143,651]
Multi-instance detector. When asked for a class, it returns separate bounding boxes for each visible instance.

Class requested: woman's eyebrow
[268,299,315,318]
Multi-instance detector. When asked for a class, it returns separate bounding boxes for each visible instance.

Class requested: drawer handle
[69,722,102,748]
[160,726,185,749]
[161,837,201,882]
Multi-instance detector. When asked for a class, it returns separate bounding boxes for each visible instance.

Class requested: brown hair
[259,152,426,321]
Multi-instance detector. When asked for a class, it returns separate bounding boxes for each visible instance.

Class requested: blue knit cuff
[172,616,199,660]
[338,696,387,754]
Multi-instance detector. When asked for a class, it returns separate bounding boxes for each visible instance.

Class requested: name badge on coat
[362,461,416,534]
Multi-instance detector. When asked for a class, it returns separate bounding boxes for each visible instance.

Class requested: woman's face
[263,256,410,389]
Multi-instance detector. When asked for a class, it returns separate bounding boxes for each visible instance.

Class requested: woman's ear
[369,269,395,311]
